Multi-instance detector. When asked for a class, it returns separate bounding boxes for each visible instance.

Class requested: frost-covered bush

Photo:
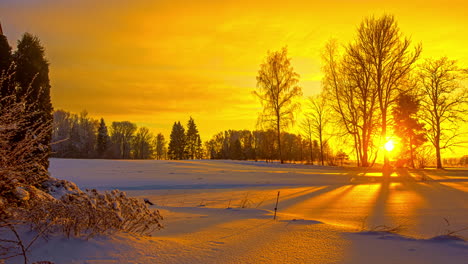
[26,184,163,238]
[0,72,51,214]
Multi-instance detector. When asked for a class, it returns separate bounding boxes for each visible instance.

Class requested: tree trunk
[309,138,313,165]
[435,121,443,169]
[409,138,415,169]
[382,113,390,169]
[358,133,369,167]
[353,134,360,167]
[319,136,324,166]
[435,137,442,169]
[277,117,283,164]
[362,148,369,167]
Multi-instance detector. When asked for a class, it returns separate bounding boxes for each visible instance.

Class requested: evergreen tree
[168,121,187,160]
[97,118,109,158]
[186,117,202,159]
[13,33,53,173]
[195,134,204,159]
[0,30,13,98]
[392,93,426,168]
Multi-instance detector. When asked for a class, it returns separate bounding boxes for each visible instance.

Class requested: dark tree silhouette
[0,30,13,98]
[305,93,330,166]
[300,117,315,165]
[323,39,378,167]
[97,118,110,158]
[186,117,202,159]
[350,15,421,168]
[255,47,302,164]
[155,133,167,160]
[13,33,53,174]
[133,127,153,159]
[323,15,421,168]
[110,121,136,159]
[418,57,467,169]
[168,121,187,160]
[392,93,426,168]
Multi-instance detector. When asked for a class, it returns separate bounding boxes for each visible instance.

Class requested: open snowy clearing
[16,159,468,263]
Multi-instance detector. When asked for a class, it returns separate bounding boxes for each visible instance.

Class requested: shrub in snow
[26,187,163,238]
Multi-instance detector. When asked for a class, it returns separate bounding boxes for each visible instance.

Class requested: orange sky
[1,0,467,143]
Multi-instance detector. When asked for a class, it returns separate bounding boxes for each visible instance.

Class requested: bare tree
[110,121,136,159]
[418,57,468,169]
[255,47,302,164]
[305,93,330,166]
[154,133,167,160]
[132,127,153,159]
[322,39,378,167]
[351,14,421,168]
[300,117,315,164]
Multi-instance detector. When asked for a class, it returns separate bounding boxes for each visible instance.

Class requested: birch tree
[255,47,302,164]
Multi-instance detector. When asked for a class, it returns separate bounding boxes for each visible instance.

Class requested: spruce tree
[392,93,426,168]
[0,31,13,98]
[13,33,53,175]
[186,117,202,159]
[195,134,203,159]
[168,122,187,160]
[97,118,109,158]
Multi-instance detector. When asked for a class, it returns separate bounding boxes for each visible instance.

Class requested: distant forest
[51,109,349,165]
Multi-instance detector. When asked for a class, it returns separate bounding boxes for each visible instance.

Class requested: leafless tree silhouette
[304,93,330,166]
[255,47,302,164]
[418,57,468,169]
[323,39,378,167]
[351,14,421,168]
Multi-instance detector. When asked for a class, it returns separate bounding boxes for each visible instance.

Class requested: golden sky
[1,0,467,141]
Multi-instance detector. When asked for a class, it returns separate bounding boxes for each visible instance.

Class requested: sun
[384,139,395,152]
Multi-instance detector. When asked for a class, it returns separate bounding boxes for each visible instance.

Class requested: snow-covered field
[20,159,468,263]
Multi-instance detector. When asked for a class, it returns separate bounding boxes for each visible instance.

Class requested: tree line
[204,129,348,165]
[51,110,168,159]
[51,109,350,165]
[51,112,206,161]
[50,99,467,167]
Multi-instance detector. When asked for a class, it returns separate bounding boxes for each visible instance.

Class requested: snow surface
[10,159,468,263]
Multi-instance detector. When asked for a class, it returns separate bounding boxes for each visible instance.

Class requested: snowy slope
[10,159,467,263]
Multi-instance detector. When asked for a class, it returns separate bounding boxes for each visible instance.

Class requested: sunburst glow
[384,140,395,152]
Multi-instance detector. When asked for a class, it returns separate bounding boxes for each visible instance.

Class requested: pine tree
[13,33,53,174]
[195,134,204,159]
[0,30,15,110]
[393,93,426,168]
[186,117,202,159]
[168,122,187,160]
[0,31,13,98]
[97,118,109,158]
